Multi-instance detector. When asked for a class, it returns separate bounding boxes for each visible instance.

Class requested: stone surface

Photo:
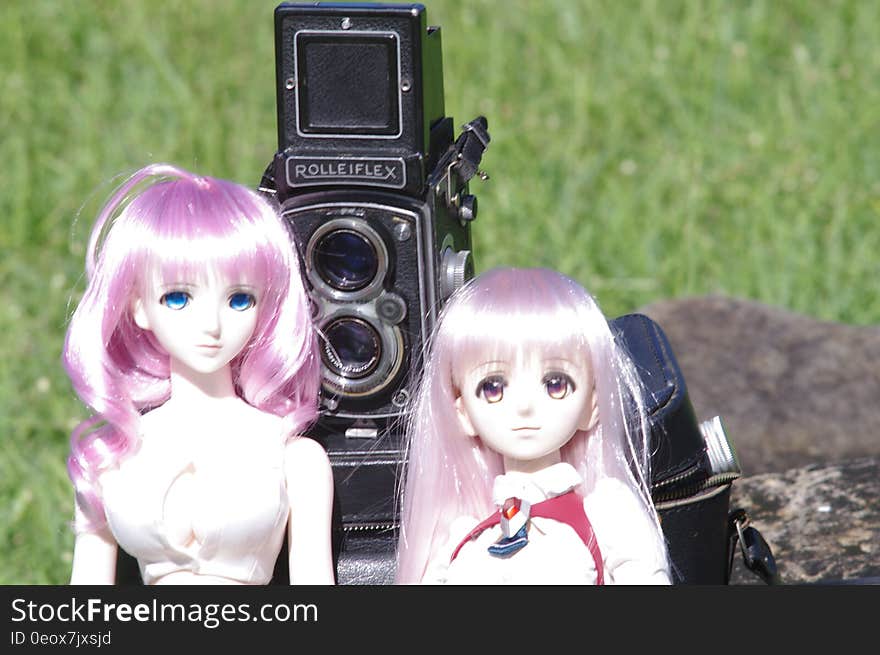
[728,457,880,585]
[638,295,880,475]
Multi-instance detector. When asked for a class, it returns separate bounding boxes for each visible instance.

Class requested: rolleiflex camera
[259,2,490,560]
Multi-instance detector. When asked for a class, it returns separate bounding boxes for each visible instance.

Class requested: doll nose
[196,302,222,337]
[512,385,535,416]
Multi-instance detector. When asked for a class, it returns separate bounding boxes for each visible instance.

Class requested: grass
[2,0,879,584]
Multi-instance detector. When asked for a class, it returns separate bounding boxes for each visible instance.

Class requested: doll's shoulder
[584,475,642,507]
[584,476,666,554]
[582,476,653,529]
[137,402,174,436]
[283,434,330,465]
[282,436,333,491]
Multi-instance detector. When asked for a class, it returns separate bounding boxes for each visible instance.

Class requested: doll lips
[512,426,540,431]
[197,343,223,350]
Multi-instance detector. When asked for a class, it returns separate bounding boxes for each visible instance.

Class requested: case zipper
[652,469,741,504]
[342,521,398,534]
[652,415,742,504]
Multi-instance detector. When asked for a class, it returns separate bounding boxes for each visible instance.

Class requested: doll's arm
[284,436,335,584]
[70,527,118,585]
[585,479,672,585]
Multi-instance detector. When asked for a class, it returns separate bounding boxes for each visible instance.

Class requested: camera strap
[455,116,491,182]
[430,116,491,191]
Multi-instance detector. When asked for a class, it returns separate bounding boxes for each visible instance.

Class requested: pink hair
[63,163,320,532]
[394,267,666,583]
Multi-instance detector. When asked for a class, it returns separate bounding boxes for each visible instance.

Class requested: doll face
[454,348,598,471]
[133,268,259,375]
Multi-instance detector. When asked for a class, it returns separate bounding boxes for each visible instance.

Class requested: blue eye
[476,376,506,404]
[229,292,256,312]
[160,291,190,310]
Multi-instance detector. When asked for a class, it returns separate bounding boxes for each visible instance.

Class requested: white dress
[423,462,671,585]
[95,426,289,585]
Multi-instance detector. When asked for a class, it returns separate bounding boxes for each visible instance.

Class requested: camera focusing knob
[440,247,473,300]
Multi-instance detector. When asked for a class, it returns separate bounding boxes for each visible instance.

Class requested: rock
[638,295,880,475]
[728,457,880,585]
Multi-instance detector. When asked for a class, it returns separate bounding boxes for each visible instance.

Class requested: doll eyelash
[160,291,191,310]
[543,372,575,399]
[228,292,256,312]
[476,375,506,404]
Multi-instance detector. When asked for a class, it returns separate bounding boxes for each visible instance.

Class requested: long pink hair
[63,163,320,532]
[394,267,666,583]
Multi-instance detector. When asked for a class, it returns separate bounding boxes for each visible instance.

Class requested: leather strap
[428,116,490,189]
[728,509,782,584]
[453,116,490,182]
[450,491,605,585]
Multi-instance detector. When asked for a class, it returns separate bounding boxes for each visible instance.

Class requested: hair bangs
[122,177,287,294]
[443,269,592,389]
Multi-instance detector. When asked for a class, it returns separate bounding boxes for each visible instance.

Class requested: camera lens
[314,230,379,291]
[322,318,382,379]
[306,217,389,301]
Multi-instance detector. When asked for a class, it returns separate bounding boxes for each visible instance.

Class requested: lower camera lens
[313,230,379,291]
[322,318,382,379]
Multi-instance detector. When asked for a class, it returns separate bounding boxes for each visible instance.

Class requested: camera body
[261,3,489,533]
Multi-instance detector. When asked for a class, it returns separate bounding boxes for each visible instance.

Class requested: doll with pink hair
[64,163,334,585]
[395,267,671,584]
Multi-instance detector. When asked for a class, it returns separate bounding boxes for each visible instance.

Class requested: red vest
[450,490,605,585]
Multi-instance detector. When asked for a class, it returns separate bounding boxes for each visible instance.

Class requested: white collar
[491,462,582,507]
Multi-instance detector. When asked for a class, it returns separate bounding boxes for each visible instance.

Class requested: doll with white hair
[395,267,671,584]
[64,163,334,585]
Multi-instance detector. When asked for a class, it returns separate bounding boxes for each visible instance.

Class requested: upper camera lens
[322,318,382,379]
[313,230,379,291]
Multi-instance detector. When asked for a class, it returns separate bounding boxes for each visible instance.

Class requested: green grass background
[2,0,878,584]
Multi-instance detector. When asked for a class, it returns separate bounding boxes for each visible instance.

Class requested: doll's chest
[101,431,288,564]
[448,517,599,584]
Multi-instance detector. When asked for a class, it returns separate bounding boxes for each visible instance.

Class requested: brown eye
[476,376,506,404]
[544,373,575,399]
